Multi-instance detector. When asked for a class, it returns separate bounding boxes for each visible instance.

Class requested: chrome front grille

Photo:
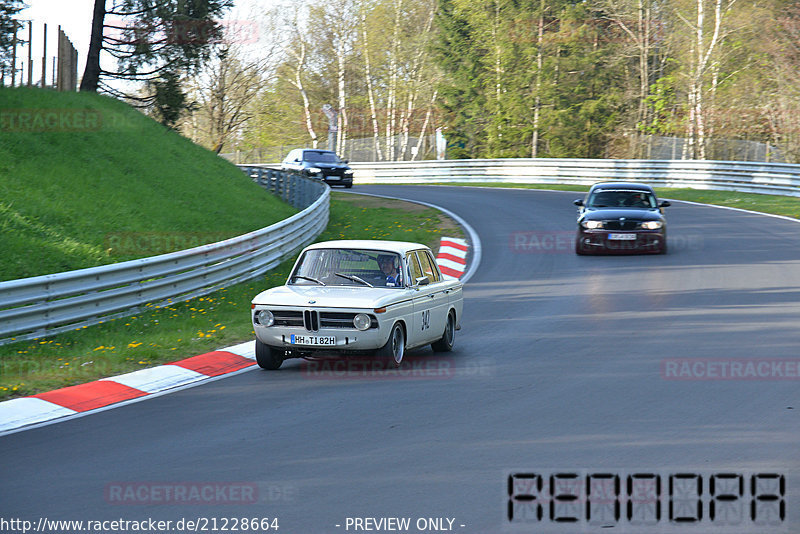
[266,309,379,330]
[272,310,303,327]
[304,310,320,331]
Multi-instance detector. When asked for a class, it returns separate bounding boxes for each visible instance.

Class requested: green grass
[0,193,459,399]
[654,188,800,219]
[422,182,800,219]
[0,87,297,281]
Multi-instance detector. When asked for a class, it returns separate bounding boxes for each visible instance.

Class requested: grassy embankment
[0,87,462,399]
[0,87,298,280]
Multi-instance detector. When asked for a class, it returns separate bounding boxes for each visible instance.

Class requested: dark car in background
[574,182,670,255]
[281,148,354,188]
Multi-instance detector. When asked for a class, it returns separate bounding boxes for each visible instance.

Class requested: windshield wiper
[292,275,325,286]
[334,273,373,287]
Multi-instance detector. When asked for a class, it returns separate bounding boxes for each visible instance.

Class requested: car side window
[406,252,423,284]
[417,250,441,283]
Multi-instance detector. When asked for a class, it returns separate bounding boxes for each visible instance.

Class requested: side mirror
[574,199,584,206]
[415,276,430,286]
[343,159,349,164]
[659,200,671,208]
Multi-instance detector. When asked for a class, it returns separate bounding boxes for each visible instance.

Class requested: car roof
[589,182,656,193]
[302,240,430,255]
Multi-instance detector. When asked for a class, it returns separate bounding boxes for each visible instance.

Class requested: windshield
[302,150,341,164]
[586,189,657,209]
[289,249,404,288]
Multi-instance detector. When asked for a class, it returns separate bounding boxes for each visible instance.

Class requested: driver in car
[377,254,403,287]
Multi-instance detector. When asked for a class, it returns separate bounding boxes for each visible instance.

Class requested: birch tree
[675,0,738,159]
[279,19,319,148]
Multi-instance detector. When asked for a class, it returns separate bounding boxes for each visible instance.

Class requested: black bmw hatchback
[574,182,670,255]
[281,148,354,188]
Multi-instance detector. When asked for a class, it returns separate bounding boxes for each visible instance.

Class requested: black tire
[431,311,456,352]
[376,322,405,367]
[345,183,353,189]
[255,339,284,370]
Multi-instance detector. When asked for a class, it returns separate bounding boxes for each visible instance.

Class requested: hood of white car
[252,285,408,309]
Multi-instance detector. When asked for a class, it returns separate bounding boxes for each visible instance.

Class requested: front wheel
[431,311,456,352]
[255,339,285,370]
[376,322,405,367]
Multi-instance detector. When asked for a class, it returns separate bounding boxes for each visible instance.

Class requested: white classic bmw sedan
[251,240,464,370]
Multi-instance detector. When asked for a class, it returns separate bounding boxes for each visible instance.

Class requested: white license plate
[608,233,636,241]
[290,334,336,346]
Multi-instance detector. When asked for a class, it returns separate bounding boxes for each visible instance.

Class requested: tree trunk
[398,5,435,160]
[491,0,503,153]
[288,40,318,148]
[386,0,403,160]
[80,0,106,92]
[360,8,383,161]
[336,38,348,156]
[412,89,437,160]
[532,0,545,158]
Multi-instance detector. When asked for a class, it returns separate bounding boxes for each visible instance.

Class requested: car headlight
[640,221,663,230]
[344,169,354,175]
[581,220,604,229]
[353,313,371,331]
[256,309,274,327]
[307,167,322,174]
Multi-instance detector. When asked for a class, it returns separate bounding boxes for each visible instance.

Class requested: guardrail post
[289,176,301,208]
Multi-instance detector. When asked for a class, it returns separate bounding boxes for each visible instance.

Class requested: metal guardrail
[350,158,800,197]
[6,157,800,345]
[0,171,329,345]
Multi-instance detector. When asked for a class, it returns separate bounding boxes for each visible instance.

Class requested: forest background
[24,0,798,163]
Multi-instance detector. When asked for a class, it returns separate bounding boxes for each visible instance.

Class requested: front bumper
[253,308,389,353]
[577,229,665,253]
[255,325,388,351]
[305,170,353,186]
[321,174,352,186]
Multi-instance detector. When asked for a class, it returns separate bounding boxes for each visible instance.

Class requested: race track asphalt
[1,185,797,533]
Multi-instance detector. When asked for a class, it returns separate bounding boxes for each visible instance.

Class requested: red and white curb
[436,237,468,280]
[1,240,472,435]
[0,341,257,434]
